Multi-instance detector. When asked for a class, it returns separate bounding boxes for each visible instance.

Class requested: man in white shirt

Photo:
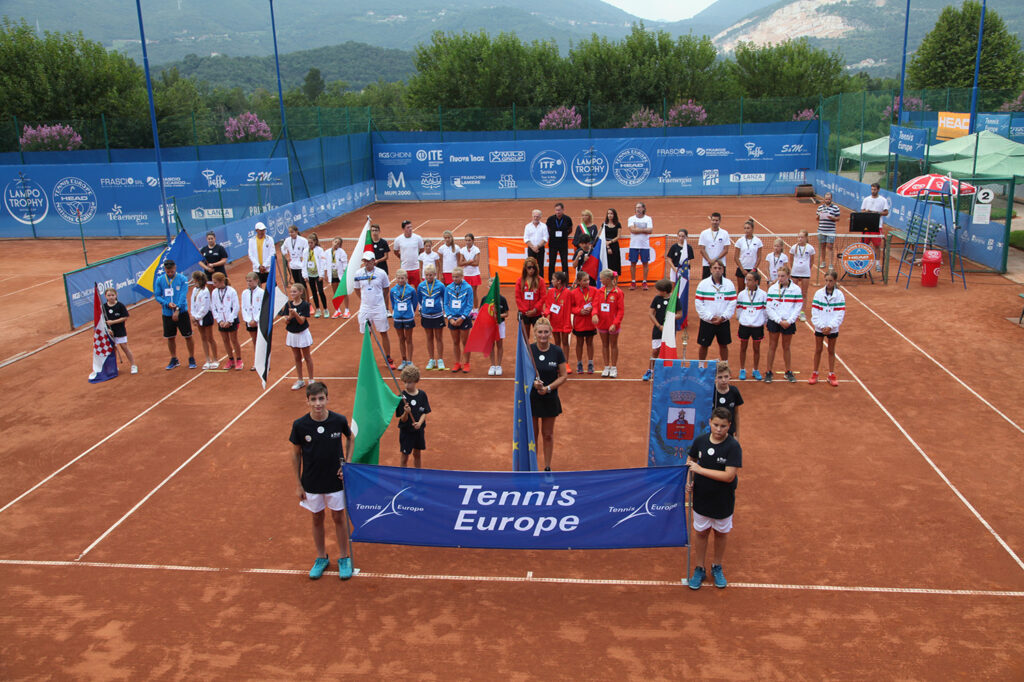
[698,212,730,280]
[280,224,310,289]
[524,209,548,268]
[247,222,276,285]
[859,182,890,272]
[392,219,425,287]
[354,251,395,368]
[627,202,654,290]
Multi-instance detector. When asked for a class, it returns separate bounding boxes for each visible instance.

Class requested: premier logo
[359,487,424,526]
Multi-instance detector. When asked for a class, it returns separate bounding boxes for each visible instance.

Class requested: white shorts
[498,321,506,339]
[299,490,346,513]
[114,336,128,345]
[358,311,389,333]
[692,511,733,533]
[652,338,662,350]
[286,329,313,348]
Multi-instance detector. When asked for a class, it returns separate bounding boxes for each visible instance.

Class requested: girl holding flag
[530,317,568,472]
[240,272,263,370]
[417,265,446,370]
[593,269,624,378]
[643,279,683,381]
[570,270,598,374]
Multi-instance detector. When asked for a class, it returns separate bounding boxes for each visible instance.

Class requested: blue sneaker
[165,357,180,370]
[187,357,197,369]
[426,359,436,370]
[752,370,763,381]
[738,369,747,381]
[688,566,706,590]
[641,369,653,381]
[338,557,353,580]
[711,564,727,588]
[309,555,329,580]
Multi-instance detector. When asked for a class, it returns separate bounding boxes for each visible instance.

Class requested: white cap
[361,251,375,261]
[254,221,267,231]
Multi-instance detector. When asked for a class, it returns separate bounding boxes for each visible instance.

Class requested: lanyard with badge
[424,281,437,309]
[396,285,412,313]
[549,287,564,315]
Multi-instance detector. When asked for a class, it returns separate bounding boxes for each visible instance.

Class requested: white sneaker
[601,366,610,377]
[495,366,503,376]
[609,366,618,378]
[291,380,306,390]
[487,366,496,376]
[130,365,138,374]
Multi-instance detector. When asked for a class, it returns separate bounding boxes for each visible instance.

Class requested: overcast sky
[602,0,717,22]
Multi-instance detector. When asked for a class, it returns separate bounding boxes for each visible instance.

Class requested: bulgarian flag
[349,324,402,465]
[465,275,501,355]
[658,277,684,359]
[333,216,373,308]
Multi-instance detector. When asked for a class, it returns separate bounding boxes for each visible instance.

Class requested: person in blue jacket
[154,259,196,370]
[444,266,474,373]
[390,269,419,370]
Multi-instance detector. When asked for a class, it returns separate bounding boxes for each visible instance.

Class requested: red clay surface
[1,196,1022,679]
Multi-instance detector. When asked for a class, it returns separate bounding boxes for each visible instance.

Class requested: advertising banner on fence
[374,134,816,200]
[648,359,717,467]
[937,112,971,140]
[888,126,929,160]
[486,236,666,286]
[344,463,688,549]
[1,158,290,238]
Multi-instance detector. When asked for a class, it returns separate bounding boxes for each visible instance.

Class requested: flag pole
[520,319,541,376]
[366,321,408,405]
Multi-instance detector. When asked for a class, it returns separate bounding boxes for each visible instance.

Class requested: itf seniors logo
[530,150,567,188]
[4,176,49,225]
[571,149,609,187]
[52,177,97,224]
[612,148,651,187]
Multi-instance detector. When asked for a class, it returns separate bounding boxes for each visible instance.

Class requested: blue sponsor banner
[888,126,929,160]
[977,113,1011,137]
[344,463,688,549]
[373,134,816,200]
[648,359,717,467]
[1011,114,1024,142]
[1,159,290,238]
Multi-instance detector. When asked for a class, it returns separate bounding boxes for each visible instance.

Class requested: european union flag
[512,322,537,471]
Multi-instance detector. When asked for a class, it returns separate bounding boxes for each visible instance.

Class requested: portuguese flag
[333,217,373,307]
[465,275,501,355]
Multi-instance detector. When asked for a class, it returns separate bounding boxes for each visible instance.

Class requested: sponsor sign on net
[702,169,720,186]
[416,149,445,167]
[612,148,651,187]
[190,207,234,220]
[728,172,766,183]
[658,170,692,186]
[451,175,485,188]
[571,149,609,187]
[377,151,413,166]
[449,153,484,163]
[489,150,526,163]
[53,177,98,223]
[696,146,730,157]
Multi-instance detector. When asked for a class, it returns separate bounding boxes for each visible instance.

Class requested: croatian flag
[88,284,118,383]
[581,224,609,288]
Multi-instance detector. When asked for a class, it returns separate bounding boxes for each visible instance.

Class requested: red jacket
[571,285,599,332]
[514,277,547,317]
[594,286,625,331]
[542,285,573,332]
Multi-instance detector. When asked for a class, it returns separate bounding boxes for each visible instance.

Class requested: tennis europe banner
[344,464,688,549]
[648,359,717,467]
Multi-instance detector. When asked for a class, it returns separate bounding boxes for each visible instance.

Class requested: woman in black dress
[602,208,622,275]
[572,209,599,253]
[530,317,568,472]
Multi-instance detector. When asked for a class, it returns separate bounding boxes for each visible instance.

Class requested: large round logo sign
[530,150,567,188]
[4,176,49,225]
[571,149,609,187]
[53,177,98,224]
[612,148,651,187]
[840,242,875,276]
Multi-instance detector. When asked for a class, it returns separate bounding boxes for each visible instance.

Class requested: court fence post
[739,97,743,133]
[101,113,112,163]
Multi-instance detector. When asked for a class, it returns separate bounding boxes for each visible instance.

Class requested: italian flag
[333,217,373,307]
[349,325,402,465]
[465,275,501,355]
[658,277,683,359]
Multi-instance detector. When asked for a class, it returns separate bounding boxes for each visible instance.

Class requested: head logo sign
[612,148,651,187]
[530,150,566,188]
[53,177,98,224]
[4,176,49,225]
[571,149,609,187]
[840,242,875,276]
[937,111,970,140]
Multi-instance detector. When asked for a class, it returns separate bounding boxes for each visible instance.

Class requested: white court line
[0,277,60,298]
[307,375,856,384]
[1,559,1021,597]
[756,220,1024,572]
[76,309,361,560]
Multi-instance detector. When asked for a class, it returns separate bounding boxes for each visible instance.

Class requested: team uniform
[390,283,418,330]
[542,286,573,334]
[437,243,458,284]
[515,278,547,325]
[394,233,425,287]
[289,411,352,512]
[666,242,694,283]
[103,301,130,343]
[417,279,446,329]
[459,244,482,287]
[282,234,310,284]
[688,433,742,532]
[766,280,803,335]
[698,227,730,279]
[155,272,192,338]
[280,300,312,348]
[371,238,391,275]
[306,245,328,312]
[713,385,744,437]
[530,343,566,417]
[650,295,670,349]
[570,285,598,338]
[694,277,738,348]
[789,243,815,280]
[594,286,624,333]
[212,285,240,332]
[444,280,474,330]
[627,214,653,264]
[816,203,840,247]
[736,286,768,341]
[418,251,440,280]
[190,286,214,328]
[395,389,431,455]
[200,242,228,278]
[248,234,276,284]
[241,286,264,335]
[811,286,847,338]
[765,251,789,284]
[734,235,764,280]
[354,267,391,333]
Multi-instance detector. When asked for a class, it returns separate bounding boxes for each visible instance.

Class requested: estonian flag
[88,284,118,383]
[254,258,283,389]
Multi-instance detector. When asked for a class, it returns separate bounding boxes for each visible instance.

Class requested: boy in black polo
[686,406,742,590]
[289,382,354,580]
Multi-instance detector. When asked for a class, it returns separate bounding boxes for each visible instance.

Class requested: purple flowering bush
[224,112,272,142]
[666,100,708,126]
[882,96,928,121]
[792,108,818,121]
[623,107,664,128]
[19,124,83,151]
[997,91,1024,112]
[539,106,582,130]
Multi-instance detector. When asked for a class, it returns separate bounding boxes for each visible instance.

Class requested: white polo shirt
[355,267,390,313]
[627,215,653,250]
[698,227,730,267]
[393,233,424,272]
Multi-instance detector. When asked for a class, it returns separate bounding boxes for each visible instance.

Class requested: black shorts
[289,268,306,284]
[257,271,268,284]
[737,324,764,340]
[814,330,839,339]
[196,311,214,327]
[448,319,472,331]
[421,315,445,329]
[394,319,415,330]
[702,265,712,280]
[697,319,731,347]
[399,426,426,455]
[530,389,562,418]
[767,320,797,335]
[735,267,754,280]
[217,318,239,333]
[572,329,597,338]
[162,313,193,338]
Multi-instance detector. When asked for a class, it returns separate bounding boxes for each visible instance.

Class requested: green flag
[350,326,402,464]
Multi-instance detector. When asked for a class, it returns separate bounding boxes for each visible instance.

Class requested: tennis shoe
[576,361,584,374]
[642,283,649,291]
[291,380,306,390]
[609,367,617,378]
[342,310,351,318]
[130,365,138,375]
[763,371,773,383]
[462,363,470,373]
[309,556,329,580]
[642,369,653,381]
[314,310,321,319]
[785,370,796,383]
[711,564,727,588]
[437,359,446,370]
[235,361,243,371]
[249,365,256,371]
[587,361,594,374]
[451,363,462,373]
[426,359,436,370]
[488,366,496,375]
[828,372,839,387]
[798,311,806,322]
[188,357,197,369]
[688,566,706,590]
[495,366,503,376]
[630,281,637,290]
[331,310,342,319]
[752,370,763,381]
[738,369,747,381]
[601,366,611,377]
[166,358,180,370]
[808,371,818,385]
[338,557,353,580]
[387,357,397,370]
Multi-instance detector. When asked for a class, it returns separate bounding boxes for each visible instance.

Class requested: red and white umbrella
[896,174,976,197]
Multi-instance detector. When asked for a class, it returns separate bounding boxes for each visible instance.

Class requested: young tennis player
[764,265,802,383]
[530,317,568,472]
[395,364,430,468]
[515,257,546,333]
[328,237,350,319]
[390,269,418,369]
[712,361,743,437]
[809,268,846,387]
[487,276,510,376]
[306,232,328,318]
[765,238,788,286]
[190,271,218,370]
[417,265,446,370]
[103,287,137,374]
[643,279,682,381]
[418,239,440,282]
[290,381,353,580]
[437,230,459,285]
[570,270,598,374]
[666,229,694,283]
[240,272,263,370]
[593,269,624,378]
[789,230,816,321]
[733,218,763,292]
[280,283,314,390]
[211,272,242,370]
[458,233,482,312]
[735,270,767,381]
[445,266,474,373]
[542,270,572,371]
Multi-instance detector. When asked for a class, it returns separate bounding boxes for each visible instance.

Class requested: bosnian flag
[581,224,609,288]
[658,277,684,359]
[88,284,118,383]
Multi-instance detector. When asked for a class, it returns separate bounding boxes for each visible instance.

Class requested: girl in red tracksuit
[571,270,599,374]
[593,269,625,378]
[542,270,574,372]
[515,256,547,334]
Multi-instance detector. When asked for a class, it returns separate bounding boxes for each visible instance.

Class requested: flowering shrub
[539,106,582,130]
[666,100,708,127]
[882,96,927,121]
[792,108,818,121]
[623,107,664,128]
[997,91,1024,112]
[224,112,272,142]
[19,124,83,151]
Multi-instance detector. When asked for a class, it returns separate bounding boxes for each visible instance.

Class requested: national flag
[336,217,373,306]
[132,227,203,297]
[253,260,287,389]
[464,275,501,355]
[88,284,118,384]
[658,276,684,359]
[349,324,402,465]
[675,260,689,331]
[512,322,538,471]
[581,224,608,287]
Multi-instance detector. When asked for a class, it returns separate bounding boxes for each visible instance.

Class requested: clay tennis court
[1,196,1022,678]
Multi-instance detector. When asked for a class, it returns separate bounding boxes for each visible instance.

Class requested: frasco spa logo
[4,176,49,225]
[571,149,609,187]
[52,177,97,223]
[612,148,651,187]
[530,150,567,188]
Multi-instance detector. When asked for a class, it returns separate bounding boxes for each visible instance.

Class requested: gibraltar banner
[487,236,665,287]
[344,464,688,549]
[648,359,718,467]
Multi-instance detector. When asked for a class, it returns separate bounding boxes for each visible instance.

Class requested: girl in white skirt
[280,283,314,390]
[190,271,219,369]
